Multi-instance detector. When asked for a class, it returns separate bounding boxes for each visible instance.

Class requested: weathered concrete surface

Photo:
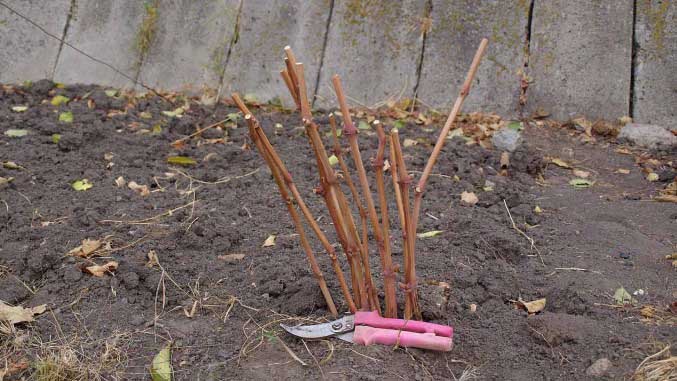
[138,0,239,92]
[0,0,70,82]
[54,1,145,88]
[633,0,676,127]
[418,0,529,117]
[315,0,426,108]
[528,1,633,120]
[222,0,330,108]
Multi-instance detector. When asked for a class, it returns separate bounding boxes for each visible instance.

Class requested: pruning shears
[281,311,453,351]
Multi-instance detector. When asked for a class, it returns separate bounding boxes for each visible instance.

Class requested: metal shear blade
[280,315,355,340]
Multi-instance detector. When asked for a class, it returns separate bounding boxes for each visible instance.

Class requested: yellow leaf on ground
[50,95,70,106]
[534,205,543,214]
[417,230,443,239]
[150,344,172,381]
[460,191,478,206]
[549,157,572,169]
[0,301,46,325]
[72,179,93,191]
[517,298,546,314]
[167,156,196,166]
[2,161,23,170]
[646,173,659,182]
[615,168,630,174]
[262,235,276,247]
[0,176,15,187]
[83,261,118,277]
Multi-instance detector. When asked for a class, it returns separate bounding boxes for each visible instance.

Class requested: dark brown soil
[1,81,675,380]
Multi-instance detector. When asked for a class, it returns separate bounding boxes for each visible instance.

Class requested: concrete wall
[1,0,674,126]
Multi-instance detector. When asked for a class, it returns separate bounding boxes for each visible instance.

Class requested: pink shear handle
[354,311,453,337]
[352,326,453,351]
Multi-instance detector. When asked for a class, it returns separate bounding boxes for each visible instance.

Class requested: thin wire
[0,0,171,101]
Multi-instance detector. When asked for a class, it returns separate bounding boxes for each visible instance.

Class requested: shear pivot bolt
[331,322,343,330]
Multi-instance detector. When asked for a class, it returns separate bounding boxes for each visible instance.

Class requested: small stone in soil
[585,358,612,377]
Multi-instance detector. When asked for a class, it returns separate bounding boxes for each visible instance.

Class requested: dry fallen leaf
[572,169,590,178]
[218,253,246,263]
[534,205,543,214]
[114,176,126,187]
[183,300,198,318]
[615,168,630,174]
[516,298,546,314]
[0,301,47,325]
[383,159,391,172]
[640,305,656,319]
[403,138,418,147]
[572,117,592,136]
[654,195,677,203]
[500,152,510,172]
[0,176,15,188]
[82,261,119,277]
[128,181,150,196]
[549,157,572,169]
[146,250,159,268]
[262,235,276,247]
[460,191,478,206]
[68,238,103,258]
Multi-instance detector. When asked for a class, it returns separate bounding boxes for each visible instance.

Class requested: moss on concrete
[640,0,670,58]
[134,1,159,60]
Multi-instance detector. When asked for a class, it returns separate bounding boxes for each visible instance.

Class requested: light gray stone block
[417,0,529,117]
[53,1,145,89]
[138,0,239,92]
[222,0,330,108]
[618,123,676,150]
[528,0,633,121]
[491,127,523,152]
[0,0,70,82]
[633,0,676,127]
[315,0,426,108]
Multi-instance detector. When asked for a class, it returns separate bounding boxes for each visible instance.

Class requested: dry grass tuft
[8,330,135,381]
[633,345,677,381]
